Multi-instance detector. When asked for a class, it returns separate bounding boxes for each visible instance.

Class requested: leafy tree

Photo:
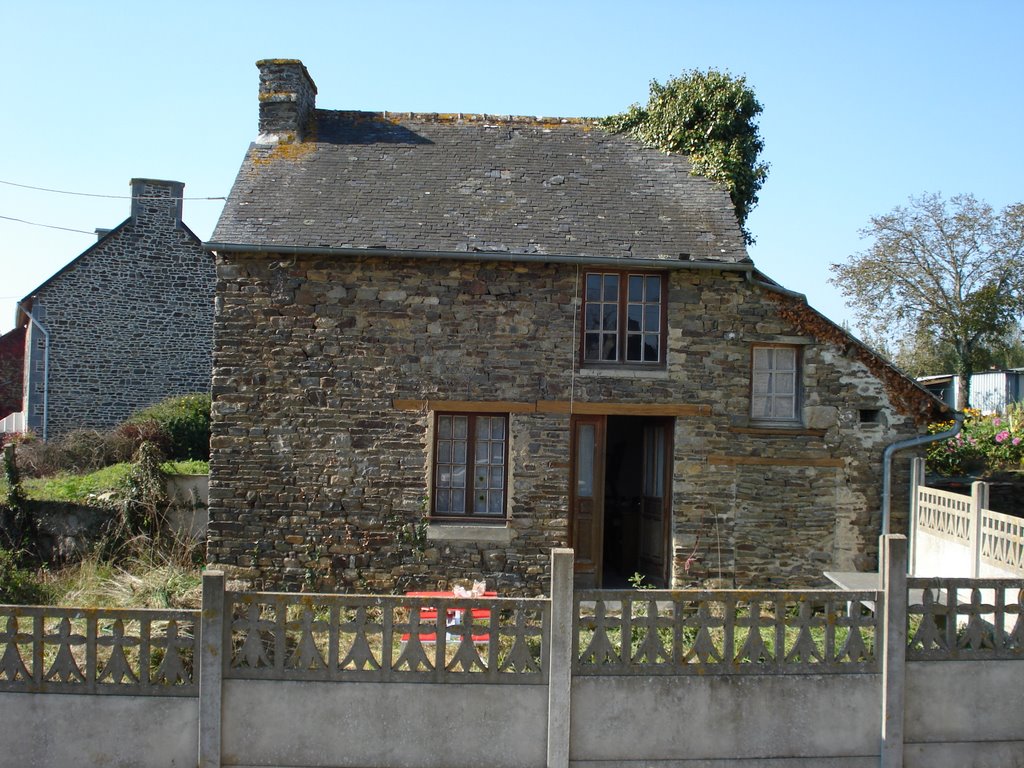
[831,193,1024,407]
[603,69,768,243]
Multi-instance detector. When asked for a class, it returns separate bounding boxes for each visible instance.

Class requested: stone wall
[23,179,215,438]
[208,253,925,591]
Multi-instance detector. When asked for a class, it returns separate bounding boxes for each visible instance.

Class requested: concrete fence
[1,539,1023,768]
[911,457,1024,578]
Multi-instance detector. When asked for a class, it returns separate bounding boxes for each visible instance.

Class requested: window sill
[578,366,670,380]
[426,523,514,544]
[731,425,823,437]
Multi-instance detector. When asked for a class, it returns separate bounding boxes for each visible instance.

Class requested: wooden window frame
[750,344,802,424]
[580,270,667,368]
[431,412,510,523]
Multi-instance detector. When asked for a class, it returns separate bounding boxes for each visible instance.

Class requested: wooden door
[570,415,605,586]
[638,420,670,585]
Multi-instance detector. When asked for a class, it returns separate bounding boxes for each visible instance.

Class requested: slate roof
[212,111,750,263]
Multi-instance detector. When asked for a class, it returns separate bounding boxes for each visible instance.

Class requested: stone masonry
[208,253,932,592]
[21,179,214,438]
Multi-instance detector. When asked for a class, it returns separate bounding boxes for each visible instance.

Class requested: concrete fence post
[199,570,225,768]
[970,480,989,578]
[547,548,574,768]
[880,534,908,768]
[908,458,925,576]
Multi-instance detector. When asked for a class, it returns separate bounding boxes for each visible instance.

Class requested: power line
[0,214,94,235]
[0,179,225,201]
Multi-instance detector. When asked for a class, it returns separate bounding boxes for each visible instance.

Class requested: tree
[831,193,1024,408]
[603,69,768,244]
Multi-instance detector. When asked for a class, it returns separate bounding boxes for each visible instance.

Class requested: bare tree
[830,193,1024,408]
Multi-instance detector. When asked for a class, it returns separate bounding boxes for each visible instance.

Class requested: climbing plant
[603,69,768,243]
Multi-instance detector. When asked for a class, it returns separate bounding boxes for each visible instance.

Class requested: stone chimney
[257,59,317,142]
[130,179,184,227]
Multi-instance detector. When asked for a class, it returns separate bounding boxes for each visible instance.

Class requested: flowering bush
[926,406,1024,476]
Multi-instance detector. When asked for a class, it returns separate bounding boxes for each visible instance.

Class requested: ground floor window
[432,413,508,521]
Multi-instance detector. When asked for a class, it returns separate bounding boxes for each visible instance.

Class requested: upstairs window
[582,272,665,366]
[751,345,799,422]
[432,413,508,521]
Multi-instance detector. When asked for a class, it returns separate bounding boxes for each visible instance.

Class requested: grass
[18,460,208,504]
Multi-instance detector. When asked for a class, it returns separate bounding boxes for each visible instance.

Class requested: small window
[432,413,508,521]
[751,345,799,422]
[35,360,44,372]
[582,271,665,366]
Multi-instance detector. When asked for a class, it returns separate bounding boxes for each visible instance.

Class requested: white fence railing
[0,410,25,434]
[911,457,1024,578]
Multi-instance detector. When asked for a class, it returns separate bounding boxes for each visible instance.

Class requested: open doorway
[570,415,672,588]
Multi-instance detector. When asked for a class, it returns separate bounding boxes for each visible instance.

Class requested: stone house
[206,60,948,592]
[11,179,215,439]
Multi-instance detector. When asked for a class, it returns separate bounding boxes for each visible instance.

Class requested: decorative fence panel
[907,577,1024,661]
[916,486,973,544]
[574,589,879,675]
[980,509,1024,573]
[0,605,198,696]
[224,591,548,684]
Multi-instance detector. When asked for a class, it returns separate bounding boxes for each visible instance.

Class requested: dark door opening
[602,416,671,587]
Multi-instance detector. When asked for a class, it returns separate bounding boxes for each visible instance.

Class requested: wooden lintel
[536,401,711,417]
[392,399,536,413]
[395,399,712,417]
[707,454,844,468]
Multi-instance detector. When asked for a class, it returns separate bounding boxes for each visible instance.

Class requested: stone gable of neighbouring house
[21,179,215,438]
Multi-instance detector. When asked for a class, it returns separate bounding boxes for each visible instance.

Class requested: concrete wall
[905,660,1024,768]
[0,692,197,768]
[221,680,547,768]
[571,675,880,766]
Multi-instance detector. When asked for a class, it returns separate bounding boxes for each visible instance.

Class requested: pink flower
[1014,437,1022,447]
[993,418,1002,427]
[995,430,1010,443]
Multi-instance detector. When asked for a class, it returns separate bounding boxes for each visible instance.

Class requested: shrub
[926,407,1024,476]
[124,394,211,461]
[10,429,133,477]
[0,548,51,604]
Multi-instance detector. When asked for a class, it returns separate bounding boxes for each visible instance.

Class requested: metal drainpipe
[880,411,964,535]
[16,301,49,441]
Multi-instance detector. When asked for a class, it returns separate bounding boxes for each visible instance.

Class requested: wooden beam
[392,399,536,413]
[394,399,712,417]
[707,454,845,468]
[536,401,711,416]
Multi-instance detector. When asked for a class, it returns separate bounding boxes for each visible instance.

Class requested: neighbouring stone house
[11,179,215,439]
[206,59,949,593]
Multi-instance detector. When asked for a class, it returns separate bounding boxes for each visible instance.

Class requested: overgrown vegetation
[123,393,211,461]
[603,69,768,243]
[0,394,212,607]
[926,406,1024,476]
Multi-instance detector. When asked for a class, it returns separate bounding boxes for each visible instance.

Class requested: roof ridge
[317,109,599,127]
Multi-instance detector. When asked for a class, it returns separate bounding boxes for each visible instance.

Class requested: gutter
[880,411,965,536]
[744,270,807,300]
[16,301,49,441]
[204,241,757,274]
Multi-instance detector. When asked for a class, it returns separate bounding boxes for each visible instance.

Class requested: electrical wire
[0,179,225,201]
[0,214,94,235]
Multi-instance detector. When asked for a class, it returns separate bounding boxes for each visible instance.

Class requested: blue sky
[2,1,1022,336]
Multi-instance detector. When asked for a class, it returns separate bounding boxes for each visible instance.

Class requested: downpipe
[16,302,49,441]
[880,411,965,535]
